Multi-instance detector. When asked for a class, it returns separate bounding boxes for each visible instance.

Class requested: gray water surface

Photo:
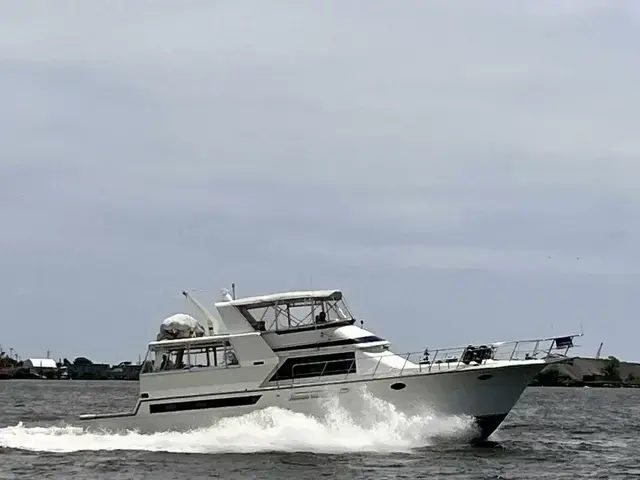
[0,380,637,479]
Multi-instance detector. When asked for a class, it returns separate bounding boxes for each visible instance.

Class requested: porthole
[390,382,406,390]
[477,374,493,381]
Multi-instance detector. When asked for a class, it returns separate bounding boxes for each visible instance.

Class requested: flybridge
[138,287,376,377]
[178,288,356,336]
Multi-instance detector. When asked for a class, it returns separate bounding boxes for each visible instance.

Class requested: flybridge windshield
[239,297,354,332]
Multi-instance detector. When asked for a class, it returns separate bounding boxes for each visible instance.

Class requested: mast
[182,291,224,336]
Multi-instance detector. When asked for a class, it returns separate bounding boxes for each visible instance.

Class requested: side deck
[272,334,582,388]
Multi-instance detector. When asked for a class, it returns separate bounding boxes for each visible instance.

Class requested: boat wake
[0,392,478,454]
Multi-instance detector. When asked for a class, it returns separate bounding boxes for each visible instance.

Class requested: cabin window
[149,341,240,373]
[188,341,240,369]
[269,351,356,381]
[157,348,187,371]
[141,348,154,373]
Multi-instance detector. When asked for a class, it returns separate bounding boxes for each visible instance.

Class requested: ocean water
[0,380,638,479]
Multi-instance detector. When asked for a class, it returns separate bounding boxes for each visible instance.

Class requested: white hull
[76,287,581,443]
[79,361,546,440]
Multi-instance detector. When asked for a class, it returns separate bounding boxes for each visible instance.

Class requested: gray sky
[1,1,639,363]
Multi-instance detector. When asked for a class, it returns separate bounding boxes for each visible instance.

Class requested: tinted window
[270,352,356,381]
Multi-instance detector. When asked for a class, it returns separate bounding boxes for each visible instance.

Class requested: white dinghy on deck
[78,287,582,440]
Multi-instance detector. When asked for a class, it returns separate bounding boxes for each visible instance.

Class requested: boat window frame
[269,351,357,382]
[186,340,240,370]
[237,295,355,334]
[145,339,241,374]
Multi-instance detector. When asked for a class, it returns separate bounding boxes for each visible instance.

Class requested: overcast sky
[1,1,639,363]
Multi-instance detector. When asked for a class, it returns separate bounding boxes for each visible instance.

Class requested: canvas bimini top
[213,289,355,334]
[215,290,343,309]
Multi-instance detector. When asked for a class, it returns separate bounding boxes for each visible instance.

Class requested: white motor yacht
[79,288,580,441]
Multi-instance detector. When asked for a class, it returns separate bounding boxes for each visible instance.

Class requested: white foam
[0,392,477,454]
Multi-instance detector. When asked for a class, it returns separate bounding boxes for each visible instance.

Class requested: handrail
[271,333,581,388]
[372,355,383,377]
[288,357,357,385]
[399,352,410,376]
[419,332,583,356]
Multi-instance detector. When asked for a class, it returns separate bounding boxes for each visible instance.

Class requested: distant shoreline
[0,362,140,381]
[3,356,638,387]
[530,356,640,388]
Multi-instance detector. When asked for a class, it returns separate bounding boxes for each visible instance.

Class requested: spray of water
[0,390,478,454]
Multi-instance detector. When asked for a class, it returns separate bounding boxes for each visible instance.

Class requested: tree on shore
[532,367,563,386]
[601,356,622,382]
[0,352,19,368]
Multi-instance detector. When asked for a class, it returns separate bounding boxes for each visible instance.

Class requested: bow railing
[272,333,581,389]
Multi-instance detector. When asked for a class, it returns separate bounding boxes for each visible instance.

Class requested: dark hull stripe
[274,319,355,335]
[272,336,385,352]
[149,394,261,414]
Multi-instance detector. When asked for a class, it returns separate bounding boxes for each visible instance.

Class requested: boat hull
[78,361,545,441]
